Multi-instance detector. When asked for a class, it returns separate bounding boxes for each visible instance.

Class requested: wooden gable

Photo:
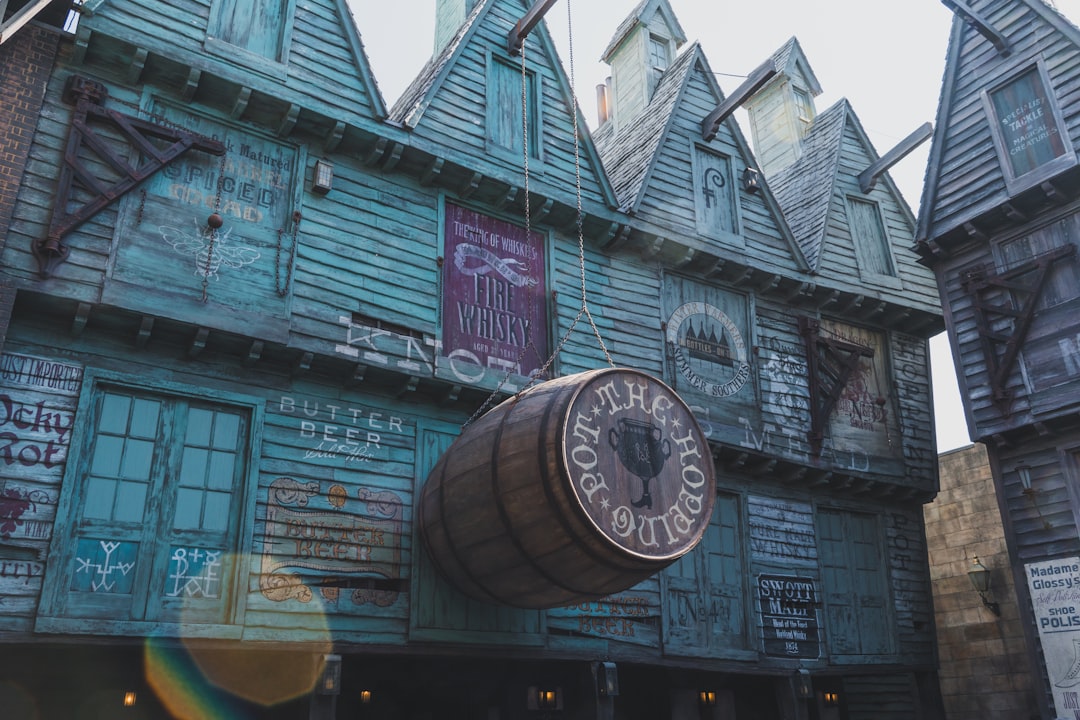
[918,0,1080,246]
[620,44,805,276]
[72,0,386,126]
[811,103,940,316]
[387,0,616,211]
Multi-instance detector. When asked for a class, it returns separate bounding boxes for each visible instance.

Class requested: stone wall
[925,444,1037,720]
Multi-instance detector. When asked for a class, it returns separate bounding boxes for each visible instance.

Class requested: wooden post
[507,0,558,55]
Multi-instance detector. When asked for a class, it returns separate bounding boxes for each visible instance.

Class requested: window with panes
[44,384,250,626]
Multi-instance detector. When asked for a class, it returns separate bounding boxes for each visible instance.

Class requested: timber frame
[960,243,1077,414]
[35,75,225,276]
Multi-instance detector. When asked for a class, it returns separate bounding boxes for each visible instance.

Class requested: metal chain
[201,153,228,302]
[276,210,300,297]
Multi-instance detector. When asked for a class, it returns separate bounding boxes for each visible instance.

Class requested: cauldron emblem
[609,418,671,509]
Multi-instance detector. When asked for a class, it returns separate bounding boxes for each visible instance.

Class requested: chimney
[600,0,685,133]
[596,77,611,126]
[433,0,478,57]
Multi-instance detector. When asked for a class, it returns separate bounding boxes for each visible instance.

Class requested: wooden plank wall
[926,0,1080,238]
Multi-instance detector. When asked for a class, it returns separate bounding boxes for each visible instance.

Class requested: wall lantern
[527,685,562,711]
[741,167,761,193]
[698,690,717,708]
[313,158,334,194]
[822,691,840,707]
[359,689,373,705]
[1017,464,1033,492]
[794,669,813,699]
[123,691,137,708]
[316,654,342,695]
[967,556,1001,616]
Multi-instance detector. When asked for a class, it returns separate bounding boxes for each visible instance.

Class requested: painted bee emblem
[159,220,260,280]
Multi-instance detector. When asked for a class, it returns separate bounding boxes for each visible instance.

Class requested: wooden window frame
[485,52,544,165]
[844,195,902,290]
[36,370,262,637]
[205,0,296,81]
[980,58,1076,196]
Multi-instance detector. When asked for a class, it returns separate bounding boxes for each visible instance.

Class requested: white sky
[346,0,1080,453]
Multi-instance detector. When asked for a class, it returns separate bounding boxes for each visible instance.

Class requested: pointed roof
[389,0,488,127]
[596,41,807,271]
[77,0,387,120]
[600,0,687,62]
[768,101,847,270]
[768,36,822,96]
[388,0,618,209]
[917,0,1080,244]
[594,41,698,210]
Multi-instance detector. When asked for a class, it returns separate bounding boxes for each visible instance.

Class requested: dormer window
[648,35,670,90]
[793,86,813,124]
[982,59,1076,194]
[207,0,294,72]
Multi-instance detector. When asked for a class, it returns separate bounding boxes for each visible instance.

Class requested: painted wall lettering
[0,354,83,392]
[748,496,817,565]
[757,574,821,658]
[1027,557,1080,716]
[666,301,750,398]
[260,477,404,607]
[0,354,82,544]
[563,372,714,557]
[276,396,406,464]
[441,202,548,378]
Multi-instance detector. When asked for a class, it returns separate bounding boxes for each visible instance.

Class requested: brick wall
[0,24,60,252]
[925,444,1038,720]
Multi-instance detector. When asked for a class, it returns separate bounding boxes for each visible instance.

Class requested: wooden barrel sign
[419,368,716,609]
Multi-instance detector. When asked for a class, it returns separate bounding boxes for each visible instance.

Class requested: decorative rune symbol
[702,167,725,209]
[609,418,671,509]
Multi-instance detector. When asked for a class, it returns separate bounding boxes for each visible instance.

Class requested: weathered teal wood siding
[2,65,136,297]
[0,352,81,633]
[396,0,612,212]
[81,0,384,127]
[634,63,802,275]
[551,244,664,375]
[924,1,1080,239]
[815,121,938,313]
[289,166,441,357]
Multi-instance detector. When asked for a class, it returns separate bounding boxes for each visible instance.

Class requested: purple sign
[442,203,547,378]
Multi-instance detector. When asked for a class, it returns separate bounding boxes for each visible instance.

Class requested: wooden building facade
[0,0,943,718]
[917,1,1080,718]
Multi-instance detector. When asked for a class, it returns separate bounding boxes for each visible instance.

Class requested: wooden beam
[459,172,483,199]
[182,68,201,102]
[420,157,444,186]
[858,122,932,193]
[231,87,252,120]
[188,326,209,358]
[0,0,55,45]
[941,0,1011,57]
[71,302,91,337]
[244,340,263,368]
[324,120,346,153]
[701,60,777,142]
[137,316,154,349]
[127,48,148,85]
[507,0,558,55]
[383,142,404,172]
[277,103,300,137]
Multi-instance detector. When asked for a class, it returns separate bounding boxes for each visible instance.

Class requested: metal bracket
[799,316,875,456]
[34,75,226,276]
[962,244,1076,414]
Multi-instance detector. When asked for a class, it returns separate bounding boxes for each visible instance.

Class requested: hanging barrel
[419,368,716,609]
